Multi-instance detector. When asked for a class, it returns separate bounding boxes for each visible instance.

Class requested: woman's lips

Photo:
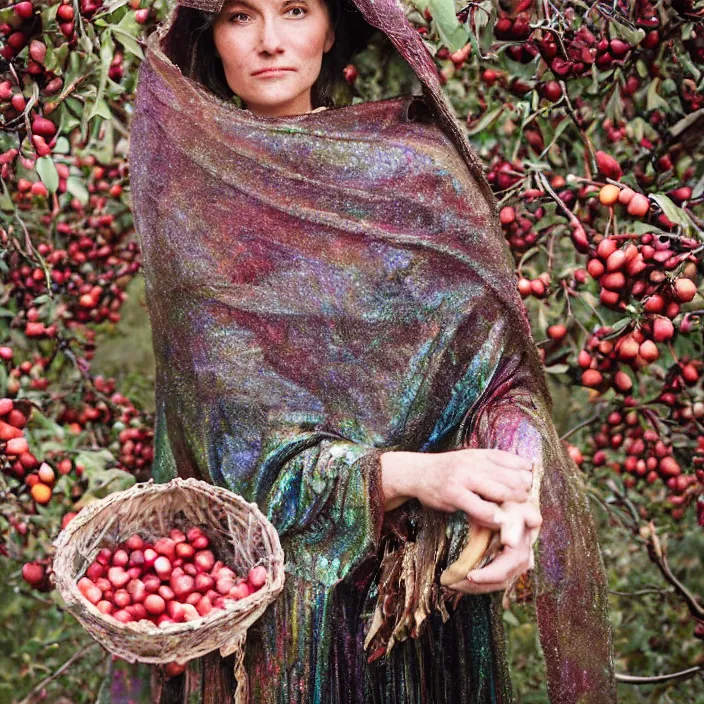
[252,68,295,77]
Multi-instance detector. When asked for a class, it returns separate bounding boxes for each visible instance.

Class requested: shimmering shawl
[128,1,617,701]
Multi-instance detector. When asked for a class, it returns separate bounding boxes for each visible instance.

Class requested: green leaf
[541,117,572,157]
[650,194,698,234]
[609,19,645,47]
[0,178,13,212]
[692,170,704,200]
[35,156,59,195]
[466,106,502,136]
[73,449,114,475]
[112,10,145,59]
[87,98,112,121]
[112,28,144,60]
[429,0,468,53]
[545,363,570,375]
[79,31,94,56]
[635,59,649,79]
[466,0,496,58]
[87,32,114,123]
[605,86,623,124]
[66,176,90,206]
[646,78,669,112]
[52,136,71,155]
[669,108,704,139]
[76,468,136,507]
[503,609,521,627]
[83,119,115,164]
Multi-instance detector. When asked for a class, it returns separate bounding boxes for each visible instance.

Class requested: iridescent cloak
[128,1,617,701]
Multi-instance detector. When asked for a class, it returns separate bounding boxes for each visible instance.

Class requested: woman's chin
[241,91,312,117]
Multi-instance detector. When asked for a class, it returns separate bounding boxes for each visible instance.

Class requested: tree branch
[605,480,704,621]
[646,525,704,621]
[615,665,703,685]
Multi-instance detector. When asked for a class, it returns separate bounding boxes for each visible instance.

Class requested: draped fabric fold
[129,1,616,701]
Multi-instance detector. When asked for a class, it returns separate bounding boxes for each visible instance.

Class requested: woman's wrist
[380,451,418,512]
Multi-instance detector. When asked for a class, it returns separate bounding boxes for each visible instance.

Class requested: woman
[129,0,617,701]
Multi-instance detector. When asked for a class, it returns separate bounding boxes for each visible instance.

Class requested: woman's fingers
[443,494,542,596]
[482,449,533,471]
[464,466,532,503]
[501,500,543,530]
[500,513,524,548]
[466,530,532,584]
[469,477,530,504]
[455,490,505,529]
[481,466,533,489]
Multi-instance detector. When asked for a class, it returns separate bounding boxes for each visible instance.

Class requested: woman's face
[213,0,335,117]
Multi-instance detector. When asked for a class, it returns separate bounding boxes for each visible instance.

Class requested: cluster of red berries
[584,408,699,520]
[76,528,268,628]
[585,232,697,313]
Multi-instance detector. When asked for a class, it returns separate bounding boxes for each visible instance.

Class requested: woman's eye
[228,7,304,21]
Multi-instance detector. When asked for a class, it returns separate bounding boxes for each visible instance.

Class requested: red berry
[582,369,603,387]
[595,151,622,180]
[108,566,130,588]
[247,565,267,589]
[164,662,186,678]
[541,80,562,102]
[673,278,697,303]
[547,324,567,340]
[499,206,515,225]
[653,317,674,342]
[144,594,166,615]
[638,340,659,363]
[659,456,681,477]
[194,550,215,572]
[125,534,144,551]
[13,2,34,19]
[57,4,74,20]
[154,556,172,579]
[112,609,133,624]
[22,562,45,587]
[627,193,649,218]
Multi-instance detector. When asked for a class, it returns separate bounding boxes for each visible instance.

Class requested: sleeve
[151,390,386,588]
[364,306,616,702]
[252,425,386,587]
[464,338,618,703]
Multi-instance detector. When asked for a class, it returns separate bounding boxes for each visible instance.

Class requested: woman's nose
[258,19,284,54]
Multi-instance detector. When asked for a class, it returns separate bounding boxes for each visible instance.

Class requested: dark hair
[163,0,378,109]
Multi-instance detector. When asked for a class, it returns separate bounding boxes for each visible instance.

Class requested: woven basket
[53,477,285,701]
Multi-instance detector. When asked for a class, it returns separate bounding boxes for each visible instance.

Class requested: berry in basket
[76,526,268,626]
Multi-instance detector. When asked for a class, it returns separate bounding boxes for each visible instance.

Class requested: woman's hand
[380,447,542,595]
[444,500,542,595]
[380,447,534,527]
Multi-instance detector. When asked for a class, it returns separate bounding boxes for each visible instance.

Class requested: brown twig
[559,409,604,441]
[609,586,673,597]
[615,665,703,685]
[604,481,704,621]
[44,73,91,115]
[535,170,584,231]
[646,525,704,621]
